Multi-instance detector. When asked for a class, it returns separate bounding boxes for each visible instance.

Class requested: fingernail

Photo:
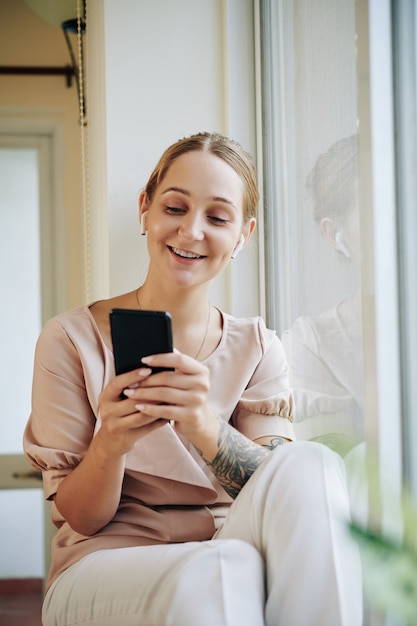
[138,367,152,376]
[135,404,146,411]
[141,356,152,364]
[123,388,135,397]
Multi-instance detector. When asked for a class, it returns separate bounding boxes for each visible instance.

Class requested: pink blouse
[24,305,295,590]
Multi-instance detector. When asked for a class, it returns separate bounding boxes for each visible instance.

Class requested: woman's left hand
[122,350,218,443]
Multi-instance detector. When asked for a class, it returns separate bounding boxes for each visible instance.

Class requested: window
[259,1,417,619]
[259,0,362,456]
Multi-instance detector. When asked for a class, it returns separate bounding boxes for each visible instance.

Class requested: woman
[24,132,361,625]
[281,135,364,454]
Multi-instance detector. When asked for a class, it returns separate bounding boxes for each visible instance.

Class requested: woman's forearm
[192,416,281,499]
[206,420,271,498]
[54,435,126,536]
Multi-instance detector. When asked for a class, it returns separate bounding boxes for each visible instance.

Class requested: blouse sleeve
[23,316,98,500]
[228,318,296,441]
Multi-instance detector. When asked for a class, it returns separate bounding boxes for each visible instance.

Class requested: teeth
[172,247,202,259]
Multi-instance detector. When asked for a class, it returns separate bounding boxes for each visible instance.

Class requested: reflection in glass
[282,136,363,455]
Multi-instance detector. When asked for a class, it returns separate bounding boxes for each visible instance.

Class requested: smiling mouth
[170,246,206,259]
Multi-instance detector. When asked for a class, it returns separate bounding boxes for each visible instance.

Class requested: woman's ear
[320,218,337,248]
[320,218,351,258]
[246,217,257,240]
[241,218,256,248]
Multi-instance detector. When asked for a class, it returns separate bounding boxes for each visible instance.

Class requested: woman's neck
[136,282,210,328]
[135,279,221,361]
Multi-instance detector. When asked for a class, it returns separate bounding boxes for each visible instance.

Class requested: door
[0,138,55,581]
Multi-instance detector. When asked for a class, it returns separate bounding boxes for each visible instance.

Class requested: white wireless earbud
[335,232,351,258]
[231,234,245,259]
[140,213,147,235]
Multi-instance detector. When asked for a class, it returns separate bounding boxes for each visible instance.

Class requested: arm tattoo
[203,420,270,499]
[262,437,286,450]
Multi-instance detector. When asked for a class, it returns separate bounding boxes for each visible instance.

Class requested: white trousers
[42,442,363,626]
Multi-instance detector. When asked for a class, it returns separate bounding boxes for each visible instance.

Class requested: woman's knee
[270,439,344,468]
[239,441,350,531]
[176,539,263,585]
[210,538,263,570]
[165,540,265,626]
[259,440,346,490]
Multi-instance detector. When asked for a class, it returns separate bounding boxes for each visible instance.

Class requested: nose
[178,212,204,241]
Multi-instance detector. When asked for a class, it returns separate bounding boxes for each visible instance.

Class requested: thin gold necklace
[135,287,211,360]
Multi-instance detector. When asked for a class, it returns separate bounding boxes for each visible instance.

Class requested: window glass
[0,148,41,452]
[0,146,44,578]
[260,0,363,457]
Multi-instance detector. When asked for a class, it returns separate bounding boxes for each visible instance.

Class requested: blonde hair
[144,132,259,222]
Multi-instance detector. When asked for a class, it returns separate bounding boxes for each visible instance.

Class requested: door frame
[0,109,66,583]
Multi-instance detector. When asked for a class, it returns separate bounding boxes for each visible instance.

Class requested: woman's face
[140,151,253,290]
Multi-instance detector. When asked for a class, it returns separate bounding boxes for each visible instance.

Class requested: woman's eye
[208,215,229,225]
[165,206,185,214]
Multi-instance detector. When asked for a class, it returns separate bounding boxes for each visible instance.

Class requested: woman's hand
[96,366,170,457]
[122,350,220,455]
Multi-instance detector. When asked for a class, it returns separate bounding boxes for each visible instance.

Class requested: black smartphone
[109,308,174,375]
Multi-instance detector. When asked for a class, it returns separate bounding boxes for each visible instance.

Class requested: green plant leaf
[350,522,417,621]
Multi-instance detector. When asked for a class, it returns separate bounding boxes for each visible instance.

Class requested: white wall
[88,0,260,316]
[0,0,259,580]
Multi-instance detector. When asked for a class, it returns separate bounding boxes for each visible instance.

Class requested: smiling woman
[139,151,255,305]
[137,137,256,356]
[24,132,362,626]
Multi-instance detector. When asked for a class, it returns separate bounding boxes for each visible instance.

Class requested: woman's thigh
[43,539,265,626]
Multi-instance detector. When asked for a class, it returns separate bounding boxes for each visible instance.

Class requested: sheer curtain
[259,0,362,456]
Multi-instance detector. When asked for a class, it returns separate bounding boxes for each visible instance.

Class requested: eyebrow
[161,186,238,210]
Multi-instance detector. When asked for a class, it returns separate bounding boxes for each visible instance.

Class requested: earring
[335,232,351,258]
[140,213,147,235]
[231,234,245,259]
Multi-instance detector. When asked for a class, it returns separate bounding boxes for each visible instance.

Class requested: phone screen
[109,309,173,375]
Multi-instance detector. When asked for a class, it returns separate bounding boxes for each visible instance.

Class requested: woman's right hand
[96,367,169,457]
